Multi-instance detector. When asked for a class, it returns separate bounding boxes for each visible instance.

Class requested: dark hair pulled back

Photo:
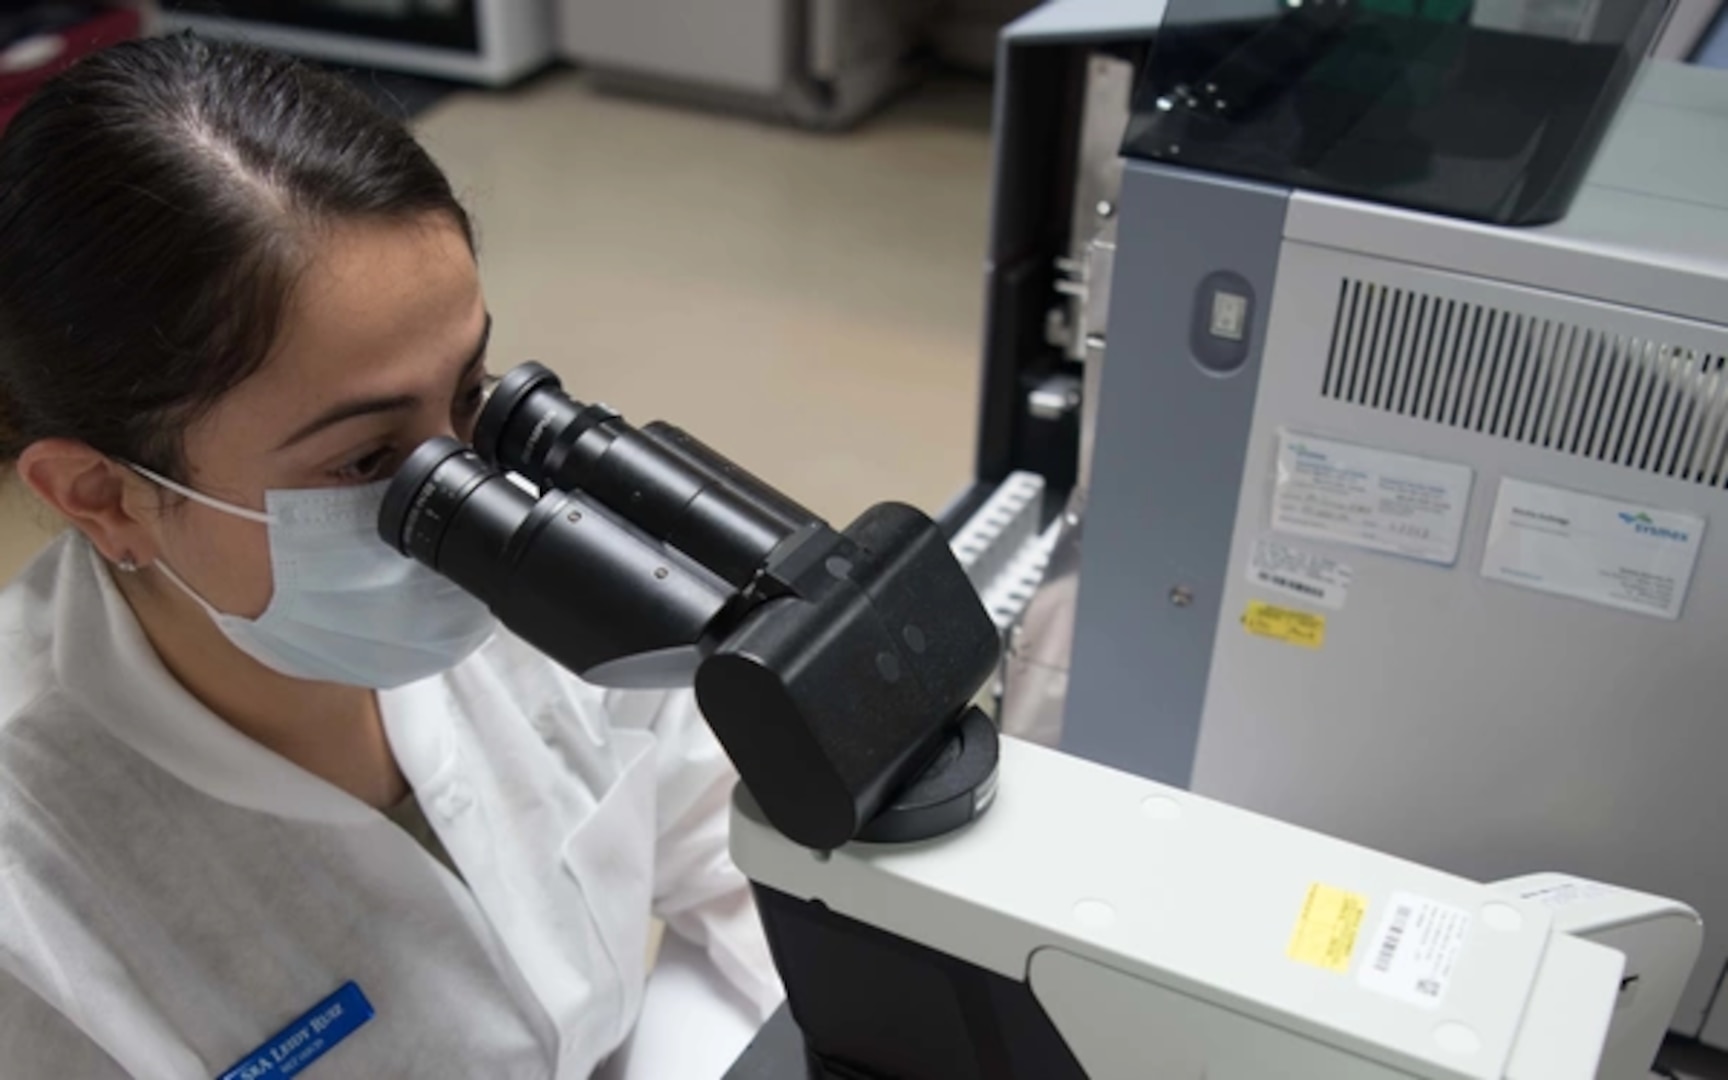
[0,33,473,478]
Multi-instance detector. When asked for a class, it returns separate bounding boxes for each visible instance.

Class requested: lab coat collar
[51,534,406,825]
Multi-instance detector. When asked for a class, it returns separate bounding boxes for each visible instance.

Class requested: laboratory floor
[0,68,995,585]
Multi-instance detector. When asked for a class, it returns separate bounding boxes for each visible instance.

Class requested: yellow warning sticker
[1288,883,1367,973]
[1243,601,1326,649]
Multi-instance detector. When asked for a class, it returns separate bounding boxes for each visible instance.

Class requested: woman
[0,34,780,1078]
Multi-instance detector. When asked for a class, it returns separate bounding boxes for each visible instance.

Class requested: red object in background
[0,7,142,136]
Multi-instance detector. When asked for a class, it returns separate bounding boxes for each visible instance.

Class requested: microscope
[381,363,1703,1080]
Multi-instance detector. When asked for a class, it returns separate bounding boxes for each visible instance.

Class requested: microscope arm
[731,734,1701,1080]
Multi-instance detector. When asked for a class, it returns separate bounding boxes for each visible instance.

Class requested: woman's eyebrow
[274,315,492,452]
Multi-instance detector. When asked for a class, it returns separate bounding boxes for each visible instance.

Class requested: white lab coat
[0,533,783,1078]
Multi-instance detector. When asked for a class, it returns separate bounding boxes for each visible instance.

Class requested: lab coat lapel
[559,727,657,1044]
[52,536,373,825]
[380,664,659,1077]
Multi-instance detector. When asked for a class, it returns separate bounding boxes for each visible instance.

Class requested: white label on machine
[1247,538,1353,610]
[1358,893,1472,1010]
[1272,433,1474,565]
[1481,479,1705,621]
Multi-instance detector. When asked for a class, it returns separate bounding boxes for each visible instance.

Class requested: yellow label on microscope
[1288,883,1367,973]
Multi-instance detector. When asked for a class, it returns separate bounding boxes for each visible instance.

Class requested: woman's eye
[331,446,396,484]
[453,378,490,437]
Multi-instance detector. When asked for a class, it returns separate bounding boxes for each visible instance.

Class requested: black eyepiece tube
[471,362,808,587]
[473,362,582,481]
[640,422,820,536]
[380,437,736,681]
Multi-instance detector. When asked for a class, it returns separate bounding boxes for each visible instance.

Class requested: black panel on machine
[1122,0,1671,225]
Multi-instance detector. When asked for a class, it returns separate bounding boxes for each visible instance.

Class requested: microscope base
[746,884,1087,1080]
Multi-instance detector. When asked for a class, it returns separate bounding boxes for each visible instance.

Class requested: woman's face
[146,214,489,620]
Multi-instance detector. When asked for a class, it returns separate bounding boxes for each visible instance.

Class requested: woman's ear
[16,440,163,568]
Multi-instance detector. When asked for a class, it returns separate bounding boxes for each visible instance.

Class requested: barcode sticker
[1247,538,1353,611]
[1374,905,1411,973]
[1358,892,1472,1009]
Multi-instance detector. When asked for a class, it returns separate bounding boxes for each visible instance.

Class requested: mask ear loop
[119,463,273,618]
[124,462,276,525]
[147,555,237,622]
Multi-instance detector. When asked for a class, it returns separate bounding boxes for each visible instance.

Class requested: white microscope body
[734,736,1703,1079]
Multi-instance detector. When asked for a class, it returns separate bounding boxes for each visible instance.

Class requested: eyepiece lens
[379,437,498,567]
[380,438,466,553]
[474,361,586,485]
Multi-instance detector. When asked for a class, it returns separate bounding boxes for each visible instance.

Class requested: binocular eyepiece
[378,362,1002,852]
[383,361,818,591]
[380,362,822,684]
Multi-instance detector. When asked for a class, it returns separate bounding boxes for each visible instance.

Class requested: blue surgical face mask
[127,464,496,689]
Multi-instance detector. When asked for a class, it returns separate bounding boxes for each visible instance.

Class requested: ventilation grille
[1321,279,1728,487]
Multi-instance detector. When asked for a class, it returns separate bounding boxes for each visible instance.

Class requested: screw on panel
[1169,586,1194,608]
